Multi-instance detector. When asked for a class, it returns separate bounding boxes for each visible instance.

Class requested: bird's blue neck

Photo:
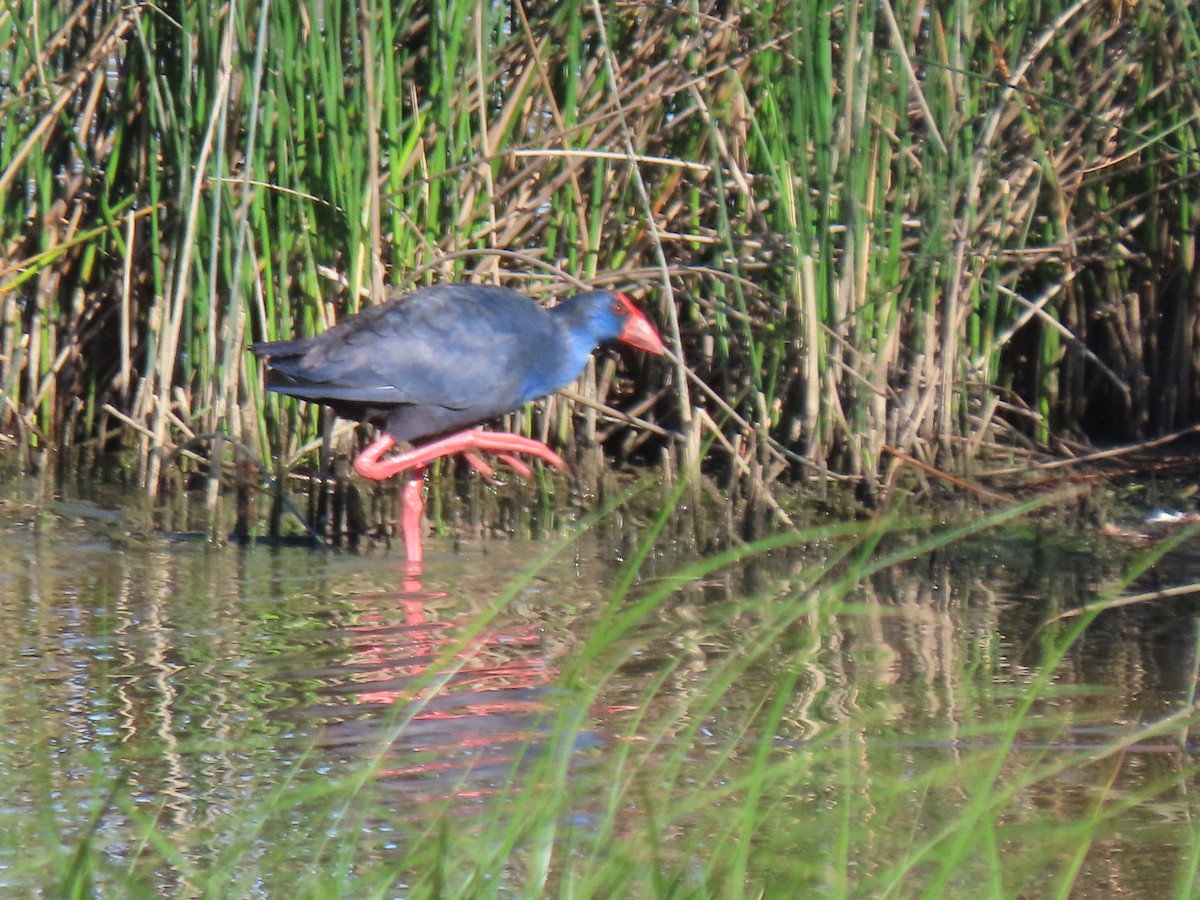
[516,294,620,402]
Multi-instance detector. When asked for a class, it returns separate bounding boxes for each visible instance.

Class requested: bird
[252,283,667,573]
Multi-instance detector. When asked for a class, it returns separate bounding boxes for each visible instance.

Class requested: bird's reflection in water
[291,570,593,808]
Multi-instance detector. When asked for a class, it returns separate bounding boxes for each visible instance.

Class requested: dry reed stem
[0,8,135,198]
[588,0,693,444]
[940,0,1096,448]
[147,4,239,493]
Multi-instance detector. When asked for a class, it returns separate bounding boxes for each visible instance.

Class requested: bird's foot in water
[352,430,568,482]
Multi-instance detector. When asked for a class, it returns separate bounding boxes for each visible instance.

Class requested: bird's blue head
[530,290,665,399]
[553,290,666,356]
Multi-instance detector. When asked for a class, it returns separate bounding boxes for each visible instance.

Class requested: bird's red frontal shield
[615,293,667,356]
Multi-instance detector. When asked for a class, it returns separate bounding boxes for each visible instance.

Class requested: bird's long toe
[462,451,498,482]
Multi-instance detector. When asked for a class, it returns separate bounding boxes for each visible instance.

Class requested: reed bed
[2,0,1199,508]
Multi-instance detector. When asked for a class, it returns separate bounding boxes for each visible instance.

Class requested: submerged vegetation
[3,0,1200,505]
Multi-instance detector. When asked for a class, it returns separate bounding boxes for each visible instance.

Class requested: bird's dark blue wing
[255,285,555,414]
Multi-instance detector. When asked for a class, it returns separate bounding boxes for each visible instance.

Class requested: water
[1,479,1198,895]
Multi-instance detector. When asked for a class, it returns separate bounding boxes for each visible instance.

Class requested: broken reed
[2,0,1198,498]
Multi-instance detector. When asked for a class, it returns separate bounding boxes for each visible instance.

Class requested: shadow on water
[2,472,1200,894]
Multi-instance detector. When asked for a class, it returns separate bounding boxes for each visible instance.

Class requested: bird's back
[252,284,565,442]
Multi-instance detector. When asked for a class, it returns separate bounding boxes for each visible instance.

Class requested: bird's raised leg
[352,431,568,575]
[461,451,534,481]
[353,430,567,481]
[353,434,412,481]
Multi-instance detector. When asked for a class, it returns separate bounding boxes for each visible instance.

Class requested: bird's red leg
[353,436,429,574]
[461,451,533,480]
[352,431,567,575]
[353,434,405,481]
[493,453,534,479]
[401,466,426,577]
[353,430,568,481]
[461,451,497,482]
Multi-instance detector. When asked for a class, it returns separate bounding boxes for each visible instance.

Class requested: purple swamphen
[252,283,667,573]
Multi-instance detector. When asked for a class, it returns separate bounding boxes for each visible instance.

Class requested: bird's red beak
[617,294,667,355]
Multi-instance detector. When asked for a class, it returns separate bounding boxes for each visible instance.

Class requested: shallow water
[1,477,1199,895]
